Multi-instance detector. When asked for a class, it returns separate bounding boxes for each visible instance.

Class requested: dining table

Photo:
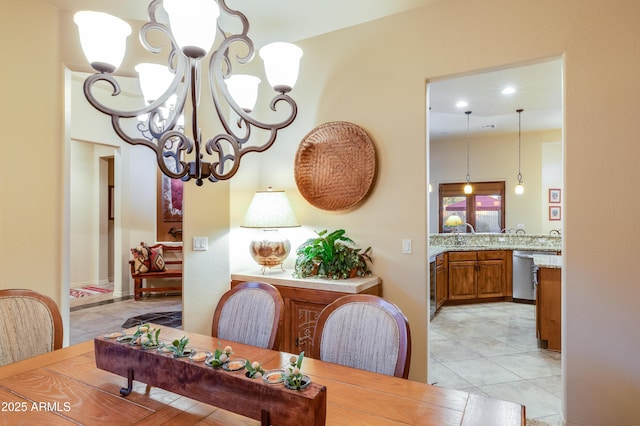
[0,325,524,425]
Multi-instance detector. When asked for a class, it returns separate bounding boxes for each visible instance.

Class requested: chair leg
[134,278,142,301]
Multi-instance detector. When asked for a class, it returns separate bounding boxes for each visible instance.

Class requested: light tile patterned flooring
[69,295,182,345]
[430,302,562,425]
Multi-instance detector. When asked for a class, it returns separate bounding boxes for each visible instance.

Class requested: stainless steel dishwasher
[512,250,547,301]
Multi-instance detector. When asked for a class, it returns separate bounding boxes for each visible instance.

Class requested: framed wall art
[549,188,561,203]
[549,206,561,221]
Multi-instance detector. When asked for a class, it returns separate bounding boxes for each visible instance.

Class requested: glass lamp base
[249,232,291,272]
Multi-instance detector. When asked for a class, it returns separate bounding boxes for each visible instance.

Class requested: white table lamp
[241,188,300,272]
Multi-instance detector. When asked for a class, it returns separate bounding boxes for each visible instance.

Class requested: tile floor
[69,294,183,345]
[70,295,562,424]
[430,302,562,425]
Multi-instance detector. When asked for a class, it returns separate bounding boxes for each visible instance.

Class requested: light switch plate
[402,239,412,254]
[193,237,208,251]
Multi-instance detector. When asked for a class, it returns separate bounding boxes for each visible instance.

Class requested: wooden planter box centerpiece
[94,336,326,426]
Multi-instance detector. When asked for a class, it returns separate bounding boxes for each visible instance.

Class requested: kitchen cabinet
[230,271,381,354]
[448,250,509,302]
[536,267,561,351]
[435,253,447,308]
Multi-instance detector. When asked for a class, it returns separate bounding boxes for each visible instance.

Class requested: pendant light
[515,109,524,194]
[464,111,473,194]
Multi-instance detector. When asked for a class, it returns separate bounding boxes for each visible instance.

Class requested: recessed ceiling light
[456,100,468,108]
[502,86,516,95]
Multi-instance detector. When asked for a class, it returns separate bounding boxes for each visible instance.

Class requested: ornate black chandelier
[74,0,302,186]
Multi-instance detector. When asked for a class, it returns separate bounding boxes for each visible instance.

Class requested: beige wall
[231,1,640,424]
[0,1,63,309]
[3,0,640,424]
[430,129,563,234]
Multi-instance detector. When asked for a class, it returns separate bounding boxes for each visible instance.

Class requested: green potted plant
[293,229,372,279]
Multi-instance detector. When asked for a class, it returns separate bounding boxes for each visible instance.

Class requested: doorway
[426,58,564,424]
[69,141,117,308]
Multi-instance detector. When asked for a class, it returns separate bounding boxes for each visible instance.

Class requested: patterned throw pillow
[148,246,166,272]
[131,242,166,274]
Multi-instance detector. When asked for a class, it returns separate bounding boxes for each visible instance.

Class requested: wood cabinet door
[448,261,477,300]
[538,268,562,351]
[477,259,505,298]
[436,263,447,308]
[288,299,326,355]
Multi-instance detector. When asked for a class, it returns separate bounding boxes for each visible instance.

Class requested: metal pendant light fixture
[463,111,473,194]
[74,0,303,186]
[515,109,524,194]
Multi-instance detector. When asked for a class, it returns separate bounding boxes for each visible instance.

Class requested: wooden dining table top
[0,325,524,425]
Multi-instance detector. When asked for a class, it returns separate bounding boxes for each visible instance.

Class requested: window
[439,181,505,233]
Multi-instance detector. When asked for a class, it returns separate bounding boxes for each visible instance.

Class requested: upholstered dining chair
[311,294,411,378]
[211,281,284,350]
[0,289,63,366]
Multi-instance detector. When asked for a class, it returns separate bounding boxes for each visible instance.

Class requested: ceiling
[44,0,437,45]
[429,59,563,140]
[45,0,562,139]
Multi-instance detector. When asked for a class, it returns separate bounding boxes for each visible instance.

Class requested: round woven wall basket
[294,121,376,211]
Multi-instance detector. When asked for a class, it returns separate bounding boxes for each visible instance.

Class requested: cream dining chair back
[0,289,63,366]
[312,294,411,378]
[211,281,284,350]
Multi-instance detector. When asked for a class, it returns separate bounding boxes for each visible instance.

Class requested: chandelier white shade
[225,75,261,113]
[135,63,174,103]
[73,11,132,73]
[259,43,304,93]
[74,0,303,186]
[163,0,220,58]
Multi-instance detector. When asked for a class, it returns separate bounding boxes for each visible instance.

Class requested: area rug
[70,285,113,299]
[121,311,182,329]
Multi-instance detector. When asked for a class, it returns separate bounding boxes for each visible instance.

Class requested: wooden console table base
[94,337,327,426]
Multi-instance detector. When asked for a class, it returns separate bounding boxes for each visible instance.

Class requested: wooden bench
[129,243,182,301]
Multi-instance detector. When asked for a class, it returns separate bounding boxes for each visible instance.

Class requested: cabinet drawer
[436,254,445,266]
[477,250,506,260]
[448,251,477,261]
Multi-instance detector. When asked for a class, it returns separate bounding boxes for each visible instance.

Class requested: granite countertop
[533,254,563,269]
[429,233,561,261]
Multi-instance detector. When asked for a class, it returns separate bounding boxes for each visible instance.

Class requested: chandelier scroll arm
[205,134,242,182]
[156,131,192,180]
[217,0,250,39]
[75,0,303,186]
[208,34,256,137]
[145,0,165,27]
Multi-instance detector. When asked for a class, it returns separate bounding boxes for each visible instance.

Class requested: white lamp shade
[163,0,220,58]
[242,189,299,228]
[135,63,174,103]
[259,42,303,93]
[464,183,473,194]
[515,184,524,194]
[225,75,261,112]
[74,11,132,73]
